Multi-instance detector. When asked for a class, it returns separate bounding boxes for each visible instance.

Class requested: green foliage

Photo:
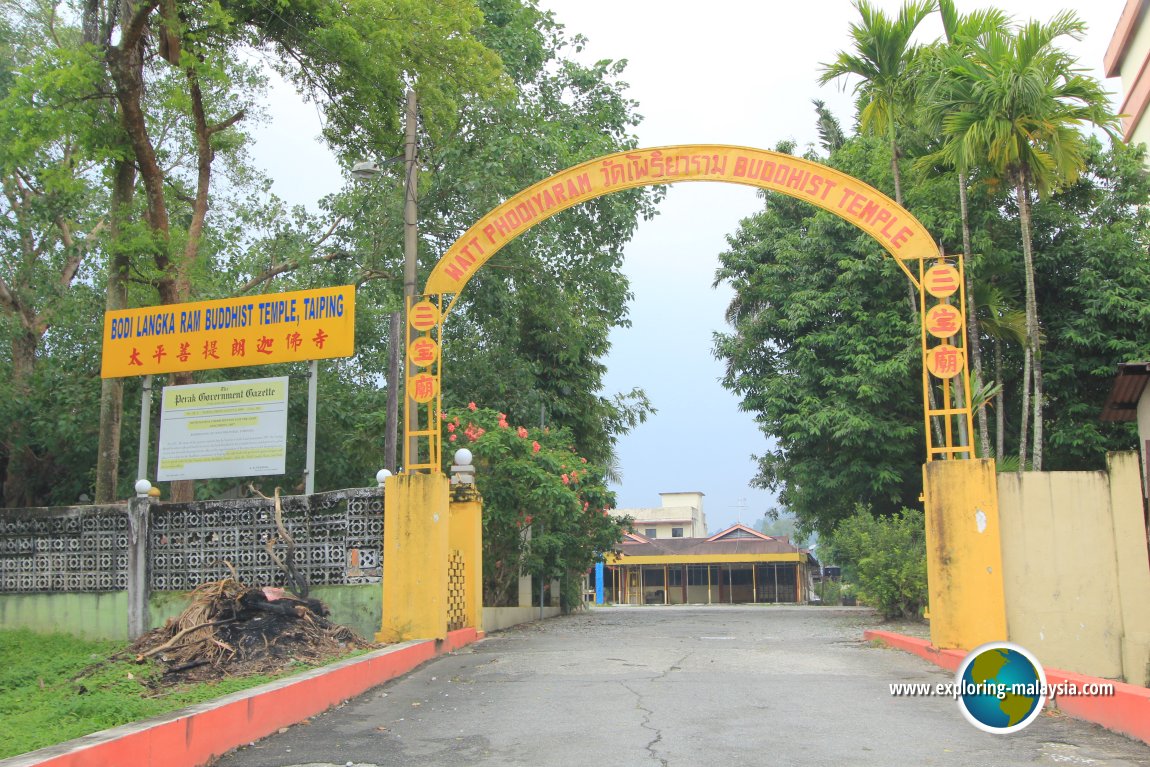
[714,139,926,538]
[0,1,653,504]
[754,512,811,549]
[814,578,842,606]
[441,405,628,607]
[716,120,1150,537]
[0,628,350,759]
[825,506,927,619]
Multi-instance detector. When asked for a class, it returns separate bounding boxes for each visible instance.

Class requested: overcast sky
[250,0,1126,534]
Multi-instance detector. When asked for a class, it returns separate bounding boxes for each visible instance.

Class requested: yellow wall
[998,469,1124,677]
[997,453,1150,683]
[378,473,449,642]
[449,497,484,633]
[923,459,1008,649]
[1108,453,1150,686]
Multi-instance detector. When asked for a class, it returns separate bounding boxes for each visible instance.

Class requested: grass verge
[0,628,363,759]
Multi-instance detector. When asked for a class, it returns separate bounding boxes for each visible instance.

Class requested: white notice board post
[157,377,289,482]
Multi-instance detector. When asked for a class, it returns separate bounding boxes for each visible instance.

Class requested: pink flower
[532,441,541,453]
[447,422,456,433]
[580,457,587,464]
[561,474,570,485]
[449,434,457,442]
[583,501,589,510]
[468,402,477,411]
[439,411,446,420]
[517,426,528,438]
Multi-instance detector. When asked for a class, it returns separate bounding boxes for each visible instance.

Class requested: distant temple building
[613,491,708,539]
[591,494,818,605]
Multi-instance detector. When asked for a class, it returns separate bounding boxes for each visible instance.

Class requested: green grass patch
[0,628,362,759]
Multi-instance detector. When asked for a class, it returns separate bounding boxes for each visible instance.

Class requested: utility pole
[384,311,401,473]
[402,88,419,470]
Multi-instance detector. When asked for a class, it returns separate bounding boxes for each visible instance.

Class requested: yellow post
[378,473,450,642]
[449,488,484,634]
[923,459,1007,649]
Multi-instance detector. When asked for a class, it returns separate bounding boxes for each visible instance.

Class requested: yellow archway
[403,144,974,471]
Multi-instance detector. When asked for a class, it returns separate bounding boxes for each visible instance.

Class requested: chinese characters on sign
[926,343,965,379]
[924,264,961,298]
[100,285,355,378]
[409,372,438,403]
[923,261,965,380]
[925,304,962,339]
[408,300,440,332]
[407,336,439,368]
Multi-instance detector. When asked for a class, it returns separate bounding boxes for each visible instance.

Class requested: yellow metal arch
[426,144,933,295]
[406,144,973,472]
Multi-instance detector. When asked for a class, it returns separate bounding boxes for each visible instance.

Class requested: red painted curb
[3,627,481,767]
[865,629,1150,746]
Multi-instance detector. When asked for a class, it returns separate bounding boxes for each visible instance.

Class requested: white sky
[249,0,1127,534]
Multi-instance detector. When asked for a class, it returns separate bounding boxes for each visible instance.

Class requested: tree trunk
[1015,174,1042,471]
[890,131,945,454]
[958,173,990,458]
[4,328,38,507]
[95,159,135,502]
[995,339,1005,462]
[1018,342,1032,470]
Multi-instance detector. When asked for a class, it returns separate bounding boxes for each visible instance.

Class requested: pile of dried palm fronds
[129,576,374,685]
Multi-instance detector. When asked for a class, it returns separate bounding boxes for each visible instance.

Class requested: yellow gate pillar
[378,472,450,642]
[449,487,484,635]
[923,459,1007,649]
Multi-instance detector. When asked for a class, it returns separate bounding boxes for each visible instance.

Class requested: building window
[645,528,657,538]
[672,527,684,538]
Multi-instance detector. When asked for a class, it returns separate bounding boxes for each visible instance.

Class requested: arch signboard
[404,145,974,471]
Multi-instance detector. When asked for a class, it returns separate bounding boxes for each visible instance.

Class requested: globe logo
[956,641,1047,733]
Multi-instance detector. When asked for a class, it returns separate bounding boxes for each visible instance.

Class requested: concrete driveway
[213,605,1150,767]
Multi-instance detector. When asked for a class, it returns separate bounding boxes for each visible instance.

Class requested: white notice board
[157,377,288,481]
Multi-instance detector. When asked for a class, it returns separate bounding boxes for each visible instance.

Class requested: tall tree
[819,0,949,452]
[914,0,1009,458]
[0,3,110,505]
[929,12,1117,469]
[818,0,936,207]
[84,0,505,500]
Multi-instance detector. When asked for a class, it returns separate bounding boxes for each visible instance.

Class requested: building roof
[1100,362,1150,421]
[1105,0,1147,77]
[1105,0,1150,141]
[617,523,809,558]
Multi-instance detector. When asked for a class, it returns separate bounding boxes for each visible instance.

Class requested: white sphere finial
[453,448,473,466]
[134,479,152,497]
[376,469,392,487]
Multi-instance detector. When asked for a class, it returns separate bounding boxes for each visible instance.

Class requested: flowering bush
[441,405,628,607]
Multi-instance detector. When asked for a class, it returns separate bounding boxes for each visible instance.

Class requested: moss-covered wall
[0,585,383,643]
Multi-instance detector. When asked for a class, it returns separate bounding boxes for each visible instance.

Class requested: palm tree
[819,0,937,207]
[811,99,846,155]
[914,0,1009,460]
[819,0,946,451]
[924,12,1117,470]
[974,282,1027,462]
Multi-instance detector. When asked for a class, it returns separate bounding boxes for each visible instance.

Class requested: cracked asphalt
[213,605,1150,767]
